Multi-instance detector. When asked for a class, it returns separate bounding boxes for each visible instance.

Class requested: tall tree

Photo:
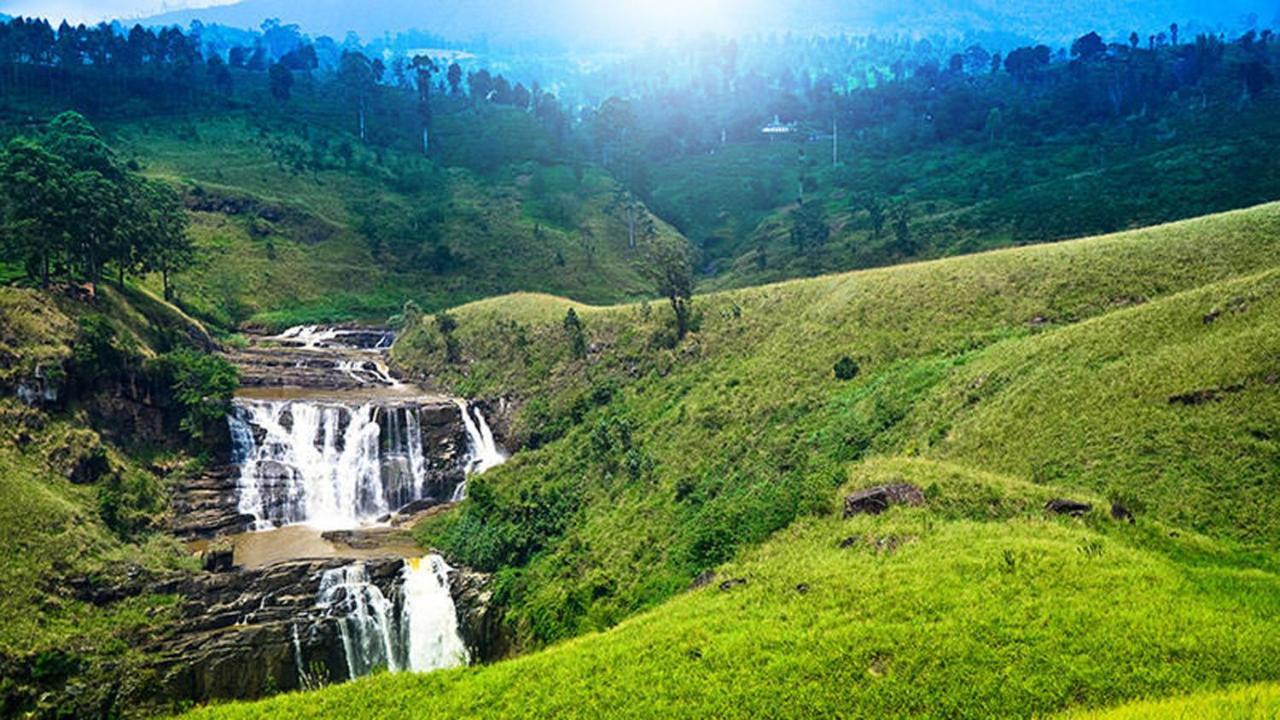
[268,61,293,101]
[0,139,72,287]
[338,50,375,142]
[412,54,438,155]
[642,237,694,342]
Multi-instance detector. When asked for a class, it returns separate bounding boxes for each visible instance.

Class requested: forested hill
[2,15,1280,330]
[140,0,1277,46]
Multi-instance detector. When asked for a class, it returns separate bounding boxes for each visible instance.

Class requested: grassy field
[384,201,1280,646]
[1063,684,1280,719]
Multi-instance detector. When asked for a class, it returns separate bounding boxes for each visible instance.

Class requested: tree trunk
[163,269,172,301]
[627,197,636,249]
[422,126,430,156]
[359,98,367,143]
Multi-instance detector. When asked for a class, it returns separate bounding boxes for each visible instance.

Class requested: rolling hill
[180,200,1280,717]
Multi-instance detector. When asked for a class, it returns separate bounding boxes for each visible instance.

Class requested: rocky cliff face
[148,558,403,701]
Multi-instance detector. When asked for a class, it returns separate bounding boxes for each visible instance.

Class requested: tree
[563,308,587,360]
[435,311,460,363]
[412,55,438,154]
[790,199,829,255]
[857,192,886,239]
[890,201,914,256]
[268,62,293,101]
[137,179,194,301]
[338,50,376,142]
[1071,32,1106,61]
[447,62,462,95]
[0,139,72,287]
[642,237,694,342]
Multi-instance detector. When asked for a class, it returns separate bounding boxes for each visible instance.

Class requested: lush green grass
[104,113,677,330]
[183,458,1280,719]
[1063,684,1280,719]
[389,201,1280,649]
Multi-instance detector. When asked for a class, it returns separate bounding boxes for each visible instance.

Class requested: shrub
[147,350,239,444]
[834,356,861,381]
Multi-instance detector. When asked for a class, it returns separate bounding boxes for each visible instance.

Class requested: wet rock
[718,578,747,591]
[1045,499,1092,517]
[843,484,925,518]
[451,567,513,664]
[201,544,236,573]
[149,558,406,702]
[169,465,255,541]
[839,536,861,549]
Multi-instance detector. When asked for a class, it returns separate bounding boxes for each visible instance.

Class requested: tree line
[0,112,193,298]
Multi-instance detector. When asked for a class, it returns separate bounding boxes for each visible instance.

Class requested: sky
[0,0,233,24]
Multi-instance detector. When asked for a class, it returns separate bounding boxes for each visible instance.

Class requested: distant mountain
[141,0,1276,46]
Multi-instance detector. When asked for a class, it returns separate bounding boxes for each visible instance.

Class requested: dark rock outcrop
[148,558,404,702]
[1045,499,1093,517]
[170,465,255,541]
[1110,502,1135,524]
[451,568,512,664]
[843,484,925,518]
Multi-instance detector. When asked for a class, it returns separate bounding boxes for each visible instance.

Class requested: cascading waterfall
[316,563,402,677]
[452,401,509,501]
[230,400,435,530]
[400,555,471,671]
[306,555,468,680]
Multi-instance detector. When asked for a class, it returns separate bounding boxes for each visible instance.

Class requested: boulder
[1045,499,1092,517]
[843,484,925,518]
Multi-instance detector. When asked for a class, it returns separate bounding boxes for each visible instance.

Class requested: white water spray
[230,400,438,530]
[305,555,468,680]
[452,401,508,501]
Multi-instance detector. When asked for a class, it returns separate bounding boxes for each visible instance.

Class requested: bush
[834,356,861,381]
[147,350,239,444]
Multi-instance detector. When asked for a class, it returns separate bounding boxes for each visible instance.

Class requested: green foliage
[562,308,587,360]
[399,202,1280,652]
[146,350,239,444]
[833,356,860,381]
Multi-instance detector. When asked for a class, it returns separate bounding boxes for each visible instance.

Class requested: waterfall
[400,555,470,671]
[452,401,509,501]
[303,555,468,681]
[230,399,439,530]
[316,563,402,678]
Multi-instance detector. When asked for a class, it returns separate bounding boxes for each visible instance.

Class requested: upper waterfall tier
[230,398,468,530]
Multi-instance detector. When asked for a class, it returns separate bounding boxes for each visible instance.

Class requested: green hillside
[100,111,678,330]
[0,285,225,717]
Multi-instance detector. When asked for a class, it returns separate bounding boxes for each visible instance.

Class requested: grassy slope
[106,112,678,330]
[386,202,1280,645]
[1063,684,1280,719]
[0,285,200,716]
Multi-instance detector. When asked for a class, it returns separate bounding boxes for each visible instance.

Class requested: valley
[2,3,1280,718]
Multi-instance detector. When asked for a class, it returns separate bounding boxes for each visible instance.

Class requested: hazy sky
[0,0,234,24]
